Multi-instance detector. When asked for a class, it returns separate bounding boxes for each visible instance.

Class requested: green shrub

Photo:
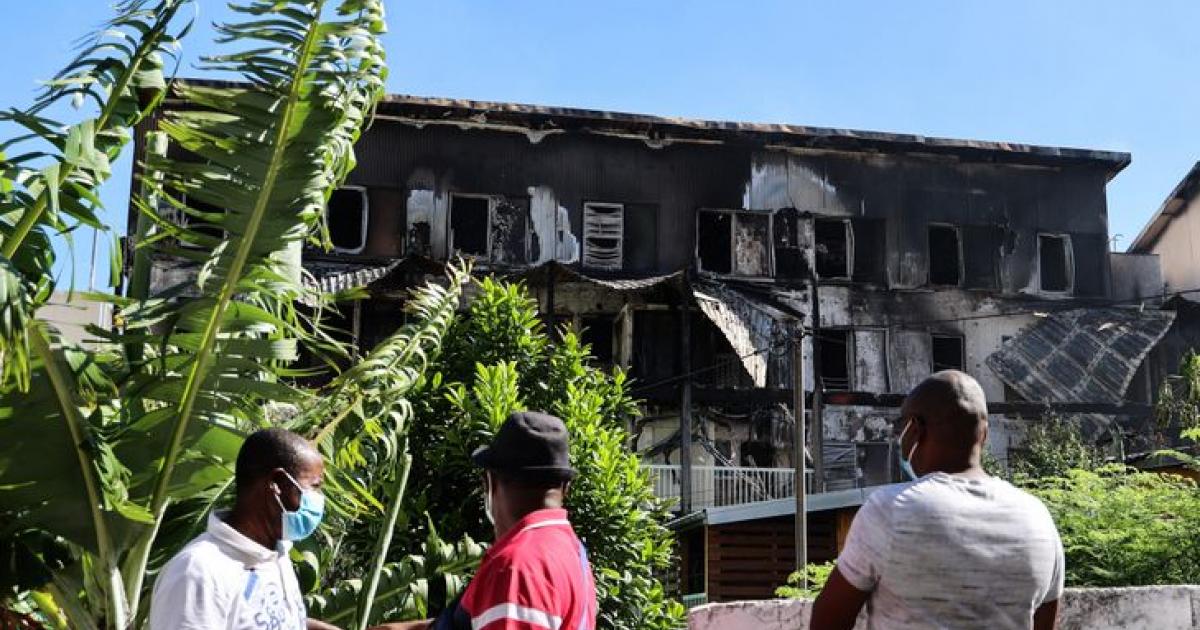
[402,278,685,629]
[1027,466,1200,587]
[776,562,837,599]
[1009,415,1105,480]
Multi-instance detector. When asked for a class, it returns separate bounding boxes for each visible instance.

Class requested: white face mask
[483,472,495,525]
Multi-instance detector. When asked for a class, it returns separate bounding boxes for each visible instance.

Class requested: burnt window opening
[1039,234,1072,293]
[817,329,852,391]
[580,315,615,366]
[930,334,965,372]
[450,195,490,257]
[697,210,733,274]
[583,203,624,271]
[773,208,806,279]
[815,218,851,279]
[927,224,962,286]
[696,209,771,276]
[328,187,368,254]
[851,218,886,284]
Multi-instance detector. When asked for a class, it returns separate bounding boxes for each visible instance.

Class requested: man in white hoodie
[150,428,341,630]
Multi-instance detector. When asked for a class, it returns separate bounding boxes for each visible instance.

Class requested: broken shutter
[491,197,529,264]
[773,207,808,279]
[583,203,624,270]
[734,212,771,276]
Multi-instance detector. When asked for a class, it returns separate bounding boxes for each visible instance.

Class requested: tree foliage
[1027,466,1200,587]
[399,277,686,630]
[1008,415,1105,481]
[775,562,837,600]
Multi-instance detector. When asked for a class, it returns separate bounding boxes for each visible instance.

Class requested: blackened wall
[345,119,1114,298]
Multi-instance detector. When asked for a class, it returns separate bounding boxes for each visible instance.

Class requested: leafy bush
[1027,466,1200,587]
[1008,415,1105,480]
[402,277,686,630]
[776,562,837,599]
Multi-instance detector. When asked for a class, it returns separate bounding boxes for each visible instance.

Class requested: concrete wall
[1110,252,1164,302]
[1148,194,1200,302]
[688,586,1200,630]
[40,293,111,346]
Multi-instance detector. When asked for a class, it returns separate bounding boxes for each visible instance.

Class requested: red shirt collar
[492,507,570,550]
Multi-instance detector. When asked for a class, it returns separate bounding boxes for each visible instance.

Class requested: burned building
[130,81,1180,599]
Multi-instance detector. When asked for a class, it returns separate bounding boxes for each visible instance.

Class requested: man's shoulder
[158,534,242,586]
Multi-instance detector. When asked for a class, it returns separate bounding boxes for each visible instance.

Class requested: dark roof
[165,79,1130,176]
[1129,161,1200,254]
[985,307,1175,434]
[375,93,1130,175]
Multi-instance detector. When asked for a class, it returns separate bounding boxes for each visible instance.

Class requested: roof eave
[1128,161,1200,254]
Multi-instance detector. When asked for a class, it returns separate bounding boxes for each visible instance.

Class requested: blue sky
[2,1,1197,288]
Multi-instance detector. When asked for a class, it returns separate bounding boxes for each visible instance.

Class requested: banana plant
[293,263,471,630]
[0,0,193,392]
[0,1,389,628]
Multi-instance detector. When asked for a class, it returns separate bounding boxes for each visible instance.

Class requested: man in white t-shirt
[150,428,341,630]
[811,370,1065,630]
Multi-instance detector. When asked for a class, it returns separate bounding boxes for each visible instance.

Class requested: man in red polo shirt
[372,411,596,630]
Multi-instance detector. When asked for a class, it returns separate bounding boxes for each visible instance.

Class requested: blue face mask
[276,471,325,542]
[897,419,920,481]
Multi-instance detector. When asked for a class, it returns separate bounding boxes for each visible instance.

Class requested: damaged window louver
[328,187,369,254]
[583,203,624,270]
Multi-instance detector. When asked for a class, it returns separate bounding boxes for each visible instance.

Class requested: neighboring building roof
[1129,161,1200,254]
[985,307,1176,434]
[163,79,1131,176]
[668,483,902,530]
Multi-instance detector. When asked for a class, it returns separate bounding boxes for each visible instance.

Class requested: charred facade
[133,82,1181,502]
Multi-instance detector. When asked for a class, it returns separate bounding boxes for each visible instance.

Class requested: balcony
[644,464,812,510]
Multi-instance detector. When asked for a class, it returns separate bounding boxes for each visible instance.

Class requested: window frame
[814,217,854,281]
[929,332,966,373]
[329,185,370,255]
[817,327,854,391]
[448,192,495,260]
[1036,232,1075,295]
[695,208,775,278]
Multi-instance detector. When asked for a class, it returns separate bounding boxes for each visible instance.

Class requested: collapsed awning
[304,260,399,295]
[508,260,684,293]
[985,307,1175,430]
[692,281,794,388]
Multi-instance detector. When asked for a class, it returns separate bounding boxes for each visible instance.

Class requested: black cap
[472,411,576,482]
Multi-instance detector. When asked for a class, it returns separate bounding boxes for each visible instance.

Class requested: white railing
[644,464,811,510]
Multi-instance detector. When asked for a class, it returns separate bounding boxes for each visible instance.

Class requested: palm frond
[116,0,388,618]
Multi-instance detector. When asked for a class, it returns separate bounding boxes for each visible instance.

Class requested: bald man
[811,370,1064,630]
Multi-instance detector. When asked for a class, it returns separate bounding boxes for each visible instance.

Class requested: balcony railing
[643,464,811,510]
